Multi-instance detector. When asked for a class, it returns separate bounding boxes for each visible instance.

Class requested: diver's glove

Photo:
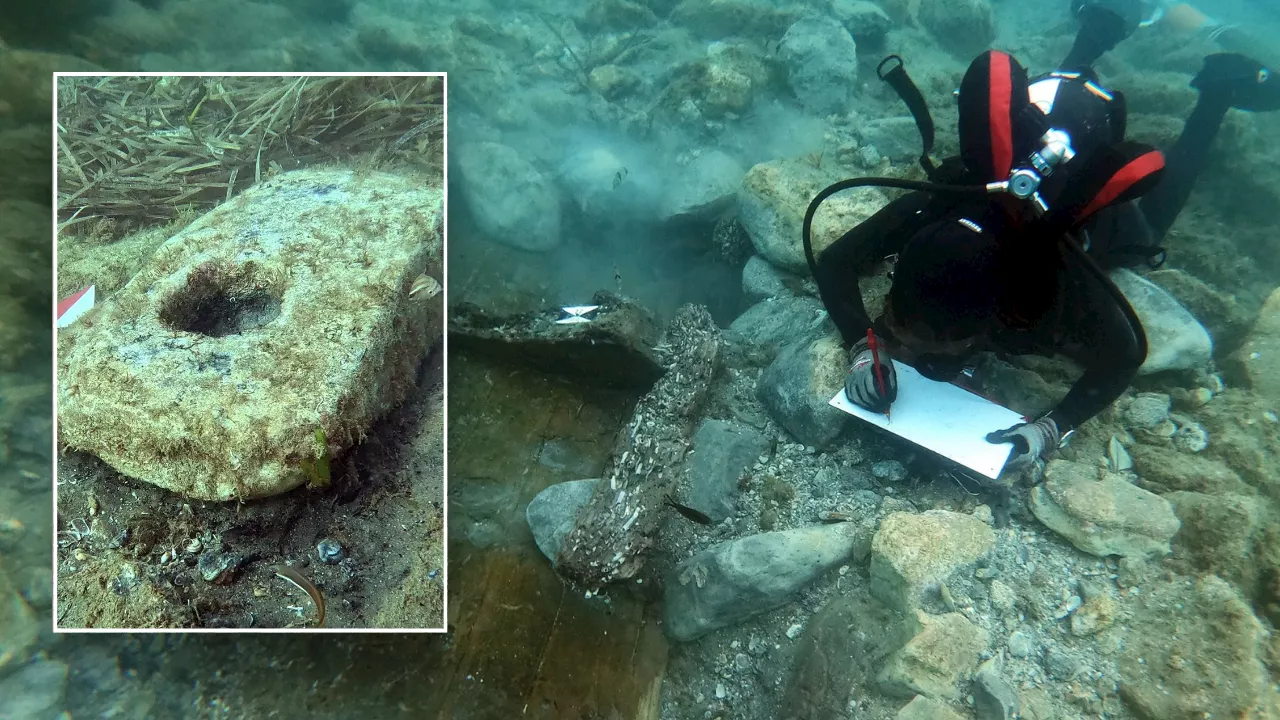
[845,334,898,414]
[1192,53,1280,112]
[986,416,1061,473]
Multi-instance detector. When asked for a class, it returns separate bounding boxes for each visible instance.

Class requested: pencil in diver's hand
[866,329,890,421]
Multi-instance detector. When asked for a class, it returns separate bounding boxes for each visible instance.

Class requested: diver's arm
[813,191,936,345]
[1043,268,1146,434]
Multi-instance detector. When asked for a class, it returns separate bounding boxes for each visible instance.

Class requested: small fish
[613,167,628,189]
[817,511,851,523]
[409,273,441,299]
[664,494,712,525]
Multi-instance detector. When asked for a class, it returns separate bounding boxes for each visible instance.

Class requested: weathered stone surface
[756,331,849,449]
[661,151,745,222]
[727,295,827,360]
[870,510,995,612]
[57,168,442,500]
[0,658,68,720]
[878,610,989,701]
[1166,491,1265,592]
[455,141,561,251]
[0,49,101,122]
[526,479,600,564]
[738,158,888,273]
[449,292,663,391]
[742,254,801,303]
[778,16,858,115]
[556,305,722,588]
[896,695,966,720]
[663,522,871,641]
[1030,460,1180,559]
[783,594,912,719]
[974,659,1020,720]
[558,146,628,222]
[671,0,802,41]
[1229,285,1280,407]
[831,0,893,41]
[687,419,770,523]
[1120,576,1273,720]
[0,567,38,674]
[1130,445,1252,495]
[1148,268,1253,357]
[917,0,995,58]
[1111,268,1213,375]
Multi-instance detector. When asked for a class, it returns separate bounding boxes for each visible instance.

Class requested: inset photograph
[53,73,446,630]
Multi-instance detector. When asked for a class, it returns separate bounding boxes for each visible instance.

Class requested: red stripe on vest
[1076,151,1166,221]
[988,52,1014,180]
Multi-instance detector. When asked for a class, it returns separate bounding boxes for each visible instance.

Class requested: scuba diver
[808,0,1280,476]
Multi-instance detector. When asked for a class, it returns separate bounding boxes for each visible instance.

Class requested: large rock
[1166,491,1265,592]
[1229,285,1280,407]
[0,658,68,720]
[877,611,990,701]
[57,168,443,500]
[1148,268,1252,356]
[660,151,745,222]
[916,0,995,59]
[671,0,802,41]
[783,594,912,719]
[738,158,888,273]
[778,16,859,115]
[1110,268,1213,375]
[686,419,771,523]
[870,510,995,612]
[727,295,828,360]
[1029,460,1180,559]
[1119,576,1274,720]
[449,292,663,391]
[0,49,101,122]
[455,141,561,251]
[663,523,871,641]
[742,254,802,303]
[831,0,893,42]
[0,568,38,673]
[1129,445,1252,495]
[526,479,600,564]
[558,146,629,222]
[756,331,849,449]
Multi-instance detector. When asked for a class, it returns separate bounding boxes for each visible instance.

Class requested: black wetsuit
[814,60,1233,436]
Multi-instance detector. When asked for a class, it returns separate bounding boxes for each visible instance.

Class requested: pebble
[1008,630,1033,658]
[198,552,237,584]
[786,623,803,639]
[1044,646,1080,680]
[871,460,907,483]
[734,653,750,672]
[185,538,203,554]
[1172,422,1208,453]
[316,538,344,564]
[715,682,727,699]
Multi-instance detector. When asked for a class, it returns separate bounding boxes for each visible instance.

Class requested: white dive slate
[57,167,443,500]
[829,361,1025,479]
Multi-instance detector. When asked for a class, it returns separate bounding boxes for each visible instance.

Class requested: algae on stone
[57,167,443,500]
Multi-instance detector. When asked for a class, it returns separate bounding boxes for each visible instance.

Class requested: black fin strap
[878,55,937,179]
